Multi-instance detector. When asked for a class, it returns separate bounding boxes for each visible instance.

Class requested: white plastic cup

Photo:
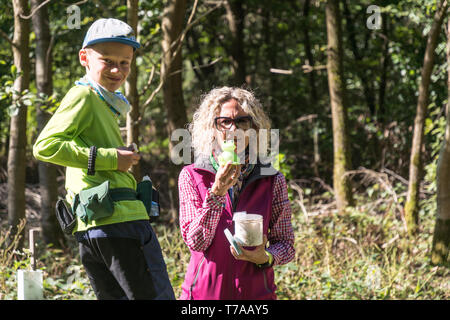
[233,212,263,246]
[17,270,43,300]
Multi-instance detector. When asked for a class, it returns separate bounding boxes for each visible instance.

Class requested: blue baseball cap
[82,18,140,50]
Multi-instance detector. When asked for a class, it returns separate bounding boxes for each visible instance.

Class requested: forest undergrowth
[0,171,449,300]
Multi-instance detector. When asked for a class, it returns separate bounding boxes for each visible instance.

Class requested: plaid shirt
[178,167,295,266]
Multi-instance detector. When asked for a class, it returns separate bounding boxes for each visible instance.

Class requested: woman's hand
[211,161,241,196]
[116,145,140,172]
[230,235,270,265]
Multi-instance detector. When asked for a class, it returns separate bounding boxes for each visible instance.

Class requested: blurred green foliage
[1,0,450,300]
[0,0,447,192]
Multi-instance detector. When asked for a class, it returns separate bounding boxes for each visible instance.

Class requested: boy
[33,18,175,300]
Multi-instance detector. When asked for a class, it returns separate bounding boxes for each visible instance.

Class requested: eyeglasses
[214,116,253,131]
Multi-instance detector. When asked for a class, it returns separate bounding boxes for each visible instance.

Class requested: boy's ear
[79,49,88,67]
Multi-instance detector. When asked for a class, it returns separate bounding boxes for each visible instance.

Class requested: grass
[1,189,449,300]
[0,221,95,300]
[158,196,449,300]
[274,208,449,300]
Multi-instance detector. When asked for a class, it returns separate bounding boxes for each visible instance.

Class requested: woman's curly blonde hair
[188,87,271,157]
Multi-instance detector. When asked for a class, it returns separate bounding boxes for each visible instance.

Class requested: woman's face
[215,99,252,154]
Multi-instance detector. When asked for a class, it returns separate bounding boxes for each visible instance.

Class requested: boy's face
[79,42,133,92]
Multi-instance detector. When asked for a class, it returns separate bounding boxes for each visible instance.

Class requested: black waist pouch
[55,198,77,235]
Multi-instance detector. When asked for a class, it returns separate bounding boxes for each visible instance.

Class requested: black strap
[87,146,97,175]
[109,188,138,202]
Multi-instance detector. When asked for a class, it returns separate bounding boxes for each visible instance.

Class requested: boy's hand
[116,146,140,172]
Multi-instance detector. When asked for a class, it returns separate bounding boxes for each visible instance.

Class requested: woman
[178,87,295,300]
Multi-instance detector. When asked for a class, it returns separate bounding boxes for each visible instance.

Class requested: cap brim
[83,37,140,49]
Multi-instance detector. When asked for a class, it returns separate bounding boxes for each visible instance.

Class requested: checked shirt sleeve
[267,173,295,266]
[179,168,226,252]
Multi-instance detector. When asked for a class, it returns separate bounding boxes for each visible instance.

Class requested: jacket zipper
[193,163,276,297]
[188,256,206,300]
[262,269,272,294]
[231,179,258,212]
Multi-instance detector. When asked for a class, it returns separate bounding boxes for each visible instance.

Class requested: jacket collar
[193,154,215,174]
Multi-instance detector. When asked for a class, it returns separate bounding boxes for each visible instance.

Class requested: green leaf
[10,64,16,76]
[424,118,433,135]
[8,104,19,117]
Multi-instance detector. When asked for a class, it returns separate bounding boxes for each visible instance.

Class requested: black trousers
[78,226,175,300]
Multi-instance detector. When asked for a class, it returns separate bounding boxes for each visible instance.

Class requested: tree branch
[139,65,157,98]
[46,35,54,70]
[141,1,223,111]
[0,29,15,48]
[168,0,223,56]
[302,64,327,73]
[21,0,89,19]
[169,57,222,77]
[20,0,52,19]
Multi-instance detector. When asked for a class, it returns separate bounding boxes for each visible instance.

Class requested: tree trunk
[431,18,450,267]
[342,0,376,115]
[224,0,246,86]
[161,0,188,223]
[262,6,277,124]
[378,16,390,169]
[378,16,389,125]
[302,0,320,177]
[8,0,30,247]
[303,0,318,103]
[31,0,65,247]
[326,0,353,213]
[404,0,448,235]
[126,0,141,181]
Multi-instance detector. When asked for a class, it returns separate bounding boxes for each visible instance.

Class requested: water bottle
[150,201,159,218]
[150,188,160,220]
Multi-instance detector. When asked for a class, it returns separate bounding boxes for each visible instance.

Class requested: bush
[0,220,94,300]
[2,187,448,300]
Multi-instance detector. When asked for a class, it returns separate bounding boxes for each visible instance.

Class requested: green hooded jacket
[33,85,148,233]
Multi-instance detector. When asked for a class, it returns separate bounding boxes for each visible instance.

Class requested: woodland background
[0,0,449,299]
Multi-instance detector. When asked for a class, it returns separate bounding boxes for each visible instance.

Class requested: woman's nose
[228,122,237,131]
[225,127,238,142]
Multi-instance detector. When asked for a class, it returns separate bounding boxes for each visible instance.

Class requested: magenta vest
[180,156,278,300]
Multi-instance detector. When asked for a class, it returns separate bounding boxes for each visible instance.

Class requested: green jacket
[33,85,148,233]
